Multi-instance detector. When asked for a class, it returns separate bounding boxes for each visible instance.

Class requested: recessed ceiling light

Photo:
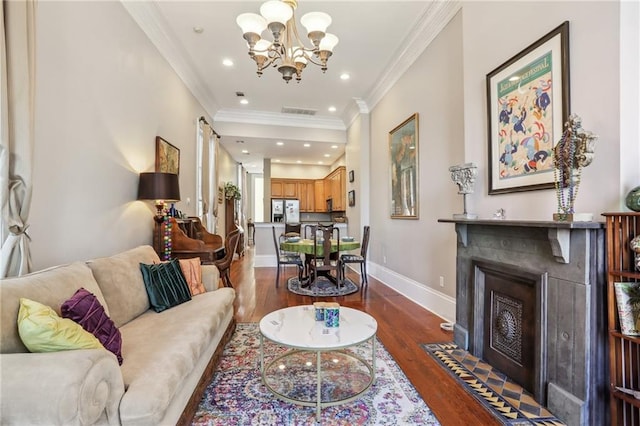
[296,160,302,164]
[303,143,311,147]
[241,149,249,154]
[328,106,336,112]
[222,59,234,67]
[240,99,249,105]
[276,141,284,146]
[331,145,338,149]
[340,73,350,80]
[324,154,330,158]
[318,161,324,165]
[274,159,281,162]
[193,26,204,34]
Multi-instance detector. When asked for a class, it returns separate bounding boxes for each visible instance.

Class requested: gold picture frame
[155,136,180,175]
[389,113,419,219]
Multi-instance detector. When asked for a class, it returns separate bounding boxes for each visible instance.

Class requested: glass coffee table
[259,305,378,421]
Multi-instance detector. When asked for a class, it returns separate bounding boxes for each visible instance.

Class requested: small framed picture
[348,190,355,207]
[155,136,180,175]
[349,170,355,183]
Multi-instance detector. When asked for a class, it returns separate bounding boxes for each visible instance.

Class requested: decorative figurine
[449,163,478,219]
[552,114,597,221]
[631,235,640,272]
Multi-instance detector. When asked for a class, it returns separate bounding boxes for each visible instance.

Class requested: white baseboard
[254,255,276,268]
[367,262,456,324]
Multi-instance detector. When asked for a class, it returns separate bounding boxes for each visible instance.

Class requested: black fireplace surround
[439,219,607,426]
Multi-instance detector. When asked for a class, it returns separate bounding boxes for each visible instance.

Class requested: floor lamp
[137,172,181,260]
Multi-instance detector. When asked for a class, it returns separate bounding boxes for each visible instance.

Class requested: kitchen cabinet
[297,181,315,212]
[271,168,345,213]
[314,180,326,212]
[271,178,315,212]
[271,180,283,198]
[325,166,346,211]
[283,181,297,198]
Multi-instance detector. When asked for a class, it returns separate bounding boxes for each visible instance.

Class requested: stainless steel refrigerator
[271,199,300,223]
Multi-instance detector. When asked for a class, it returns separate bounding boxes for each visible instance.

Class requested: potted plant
[224,182,241,201]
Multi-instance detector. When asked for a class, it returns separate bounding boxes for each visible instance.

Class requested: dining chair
[213,227,241,288]
[272,226,303,287]
[340,225,370,288]
[284,222,301,236]
[309,224,341,287]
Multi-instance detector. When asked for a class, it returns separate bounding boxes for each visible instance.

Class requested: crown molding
[364,0,461,111]
[214,109,346,131]
[121,1,220,117]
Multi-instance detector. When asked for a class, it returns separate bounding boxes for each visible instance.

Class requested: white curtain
[197,118,219,234]
[1,0,37,278]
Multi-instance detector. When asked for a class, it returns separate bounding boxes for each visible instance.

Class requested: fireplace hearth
[439,218,607,426]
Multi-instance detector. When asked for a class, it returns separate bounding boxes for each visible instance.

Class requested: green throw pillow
[17,298,103,352]
[140,259,192,312]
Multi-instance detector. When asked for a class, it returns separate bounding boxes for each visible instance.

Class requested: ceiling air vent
[281,106,317,116]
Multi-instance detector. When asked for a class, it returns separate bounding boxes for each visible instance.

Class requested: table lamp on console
[137,172,180,260]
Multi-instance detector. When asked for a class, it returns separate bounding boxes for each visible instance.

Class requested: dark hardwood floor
[228,247,500,426]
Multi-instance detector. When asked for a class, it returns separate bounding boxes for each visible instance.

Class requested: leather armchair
[158,218,222,263]
[188,217,223,251]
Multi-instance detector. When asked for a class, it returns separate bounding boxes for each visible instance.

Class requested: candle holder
[449,163,478,220]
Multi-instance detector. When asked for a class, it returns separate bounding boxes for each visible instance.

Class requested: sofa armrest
[1,349,124,425]
[202,264,221,291]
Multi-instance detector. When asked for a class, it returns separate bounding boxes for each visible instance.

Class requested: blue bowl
[341,237,355,242]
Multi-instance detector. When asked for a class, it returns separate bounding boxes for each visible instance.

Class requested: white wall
[462,1,621,219]
[30,2,218,269]
[368,10,464,300]
[355,1,632,322]
[271,164,330,179]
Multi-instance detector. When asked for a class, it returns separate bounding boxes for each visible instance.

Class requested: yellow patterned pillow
[17,298,103,352]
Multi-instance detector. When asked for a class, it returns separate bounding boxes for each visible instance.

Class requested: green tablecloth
[280,239,360,256]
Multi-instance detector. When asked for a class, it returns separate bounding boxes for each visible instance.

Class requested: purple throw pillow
[61,288,123,365]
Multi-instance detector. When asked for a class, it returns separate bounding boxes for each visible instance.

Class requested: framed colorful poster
[389,113,419,219]
[487,21,570,194]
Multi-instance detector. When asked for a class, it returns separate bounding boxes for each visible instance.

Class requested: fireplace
[439,219,607,426]
[473,261,546,402]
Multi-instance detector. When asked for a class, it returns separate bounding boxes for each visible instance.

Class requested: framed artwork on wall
[486,21,570,195]
[389,113,419,219]
[155,136,180,175]
[349,170,355,183]
[348,190,355,207]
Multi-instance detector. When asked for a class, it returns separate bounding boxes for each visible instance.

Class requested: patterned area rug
[422,343,565,426]
[193,323,439,425]
[287,275,359,297]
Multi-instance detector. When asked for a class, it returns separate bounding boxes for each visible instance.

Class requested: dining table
[280,238,360,288]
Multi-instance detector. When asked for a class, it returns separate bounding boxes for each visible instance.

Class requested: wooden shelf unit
[603,212,640,426]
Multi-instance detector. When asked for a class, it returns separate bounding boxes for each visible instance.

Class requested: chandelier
[236,0,339,83]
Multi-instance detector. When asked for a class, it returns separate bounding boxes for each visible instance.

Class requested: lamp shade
[137,172,180,202]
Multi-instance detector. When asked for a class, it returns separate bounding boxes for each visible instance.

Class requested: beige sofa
[0,245,236,425]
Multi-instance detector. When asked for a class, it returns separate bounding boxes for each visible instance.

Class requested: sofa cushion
[17,298,103,352]
[61,288,123,364]
[118,287,235,425]
[178,258,206,296]
[0,262,108,354]
[139,260,192,312]
[87,245,160,328]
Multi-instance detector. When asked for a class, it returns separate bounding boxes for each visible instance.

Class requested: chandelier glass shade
[236,0,339,83]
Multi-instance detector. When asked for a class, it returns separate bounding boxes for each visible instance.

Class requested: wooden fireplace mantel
[438,218,604,264]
